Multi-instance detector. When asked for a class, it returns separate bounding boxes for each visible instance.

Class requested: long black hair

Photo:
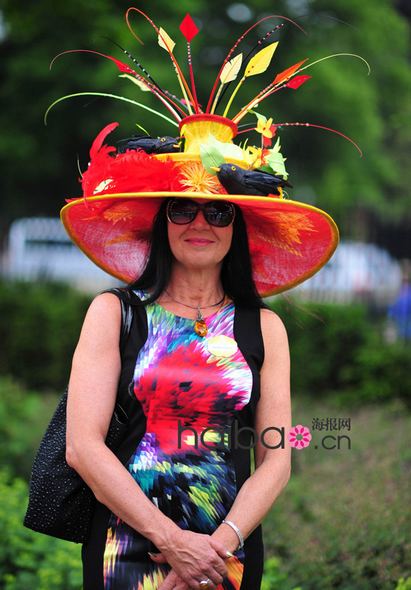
[128,198,269,309]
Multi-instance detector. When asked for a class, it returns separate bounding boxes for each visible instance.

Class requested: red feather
[286,75,311,89]
[82,125,180,196]
[89,122,119,159]
[273,59,307,85]
[179,14,199,42]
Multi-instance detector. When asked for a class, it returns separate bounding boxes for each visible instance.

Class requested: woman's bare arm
[66,292,229,587]
[66,293,180,546]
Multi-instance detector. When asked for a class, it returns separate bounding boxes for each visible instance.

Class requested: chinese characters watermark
[176,416,352,451]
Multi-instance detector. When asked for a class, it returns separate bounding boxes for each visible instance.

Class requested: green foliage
[338,339,411,409]
[0,469,82,590]
[262,556,302,590]
[396,578,411,590]
[0,376,58,478]
[271,298,369,393]
[0,280,91,390]
[270,296,411,408]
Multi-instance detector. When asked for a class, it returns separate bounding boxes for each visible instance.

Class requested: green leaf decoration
[209,136,245,160]
[265,138,289,179]
[200,139,226,174]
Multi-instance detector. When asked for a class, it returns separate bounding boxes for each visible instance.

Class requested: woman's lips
[184,238,214,246]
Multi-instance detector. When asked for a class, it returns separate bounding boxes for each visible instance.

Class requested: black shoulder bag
[23,287,147,543]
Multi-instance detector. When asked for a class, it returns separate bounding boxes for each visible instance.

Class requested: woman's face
[167,198,234,271]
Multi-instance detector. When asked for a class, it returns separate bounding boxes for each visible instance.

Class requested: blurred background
[0,0,410,588]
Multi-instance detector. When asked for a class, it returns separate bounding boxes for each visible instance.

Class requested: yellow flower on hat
[255,116,274,139]
[243,146,266,169]
[178,161,222,193]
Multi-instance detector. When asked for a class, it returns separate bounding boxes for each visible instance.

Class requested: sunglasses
[166,199,235,228]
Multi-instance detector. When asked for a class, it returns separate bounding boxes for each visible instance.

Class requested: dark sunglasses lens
[204,202,235,227]
[168,200,197,224]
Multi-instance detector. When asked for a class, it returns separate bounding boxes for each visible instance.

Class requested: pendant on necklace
[206,335,238,357]
[194,307,208,337]
[194,319,208,337]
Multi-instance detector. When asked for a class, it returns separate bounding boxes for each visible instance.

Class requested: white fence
[290,241,402,306]
[1,217,121,292]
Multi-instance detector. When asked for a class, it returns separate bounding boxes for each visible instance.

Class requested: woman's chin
[175,254,224,271]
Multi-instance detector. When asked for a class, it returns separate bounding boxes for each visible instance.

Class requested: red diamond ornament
[179,13,199,42]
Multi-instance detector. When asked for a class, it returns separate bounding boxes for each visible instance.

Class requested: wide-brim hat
[61,116,338,297]
[53,10,363,297]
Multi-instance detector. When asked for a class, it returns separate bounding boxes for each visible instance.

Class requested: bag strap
[100,287,148,423]
[234,305,265,372]
[99,288,148,461]
[102,287,136,354]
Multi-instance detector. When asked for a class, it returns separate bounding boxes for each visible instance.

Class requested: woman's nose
[190,209,210,228]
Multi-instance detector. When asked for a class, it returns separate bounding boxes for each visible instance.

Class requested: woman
[55,11,342,587]
[66,196,291,590]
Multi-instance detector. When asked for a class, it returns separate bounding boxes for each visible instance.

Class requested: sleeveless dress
[82,289,265,590]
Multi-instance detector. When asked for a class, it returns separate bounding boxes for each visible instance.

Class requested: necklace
[164,290,226,337]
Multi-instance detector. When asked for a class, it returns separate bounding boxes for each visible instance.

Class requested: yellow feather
[220,53,243,84]
[244,42,279,77]
[158,27,176,53]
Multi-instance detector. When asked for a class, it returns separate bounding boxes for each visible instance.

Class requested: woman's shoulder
[259,307,289,350]
[259,306,285,325]
[95,286,150,303]
[89,290,122,311]
[81,291,122,333]
[85,287,151,323]
[70,291,122,362]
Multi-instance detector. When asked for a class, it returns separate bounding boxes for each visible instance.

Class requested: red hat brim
[61,192,339,297]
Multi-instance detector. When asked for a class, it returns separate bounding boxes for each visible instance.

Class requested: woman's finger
[157,569,180,590]
[157,569,192,590]
[210,538,236,561]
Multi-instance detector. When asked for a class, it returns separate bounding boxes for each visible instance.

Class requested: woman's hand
[150,528,229,589]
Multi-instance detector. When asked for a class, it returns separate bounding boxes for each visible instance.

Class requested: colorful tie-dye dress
[82,289,264,590]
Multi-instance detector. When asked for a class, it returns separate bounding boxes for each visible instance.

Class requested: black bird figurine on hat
[213,163,292,196]
[117,135,180,154]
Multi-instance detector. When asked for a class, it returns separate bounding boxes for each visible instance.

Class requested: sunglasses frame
[166,198,236,228]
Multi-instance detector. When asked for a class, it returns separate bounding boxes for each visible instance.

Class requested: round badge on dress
[206,335,238,358]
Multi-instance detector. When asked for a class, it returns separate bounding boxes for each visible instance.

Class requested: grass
[262,395,411,590]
